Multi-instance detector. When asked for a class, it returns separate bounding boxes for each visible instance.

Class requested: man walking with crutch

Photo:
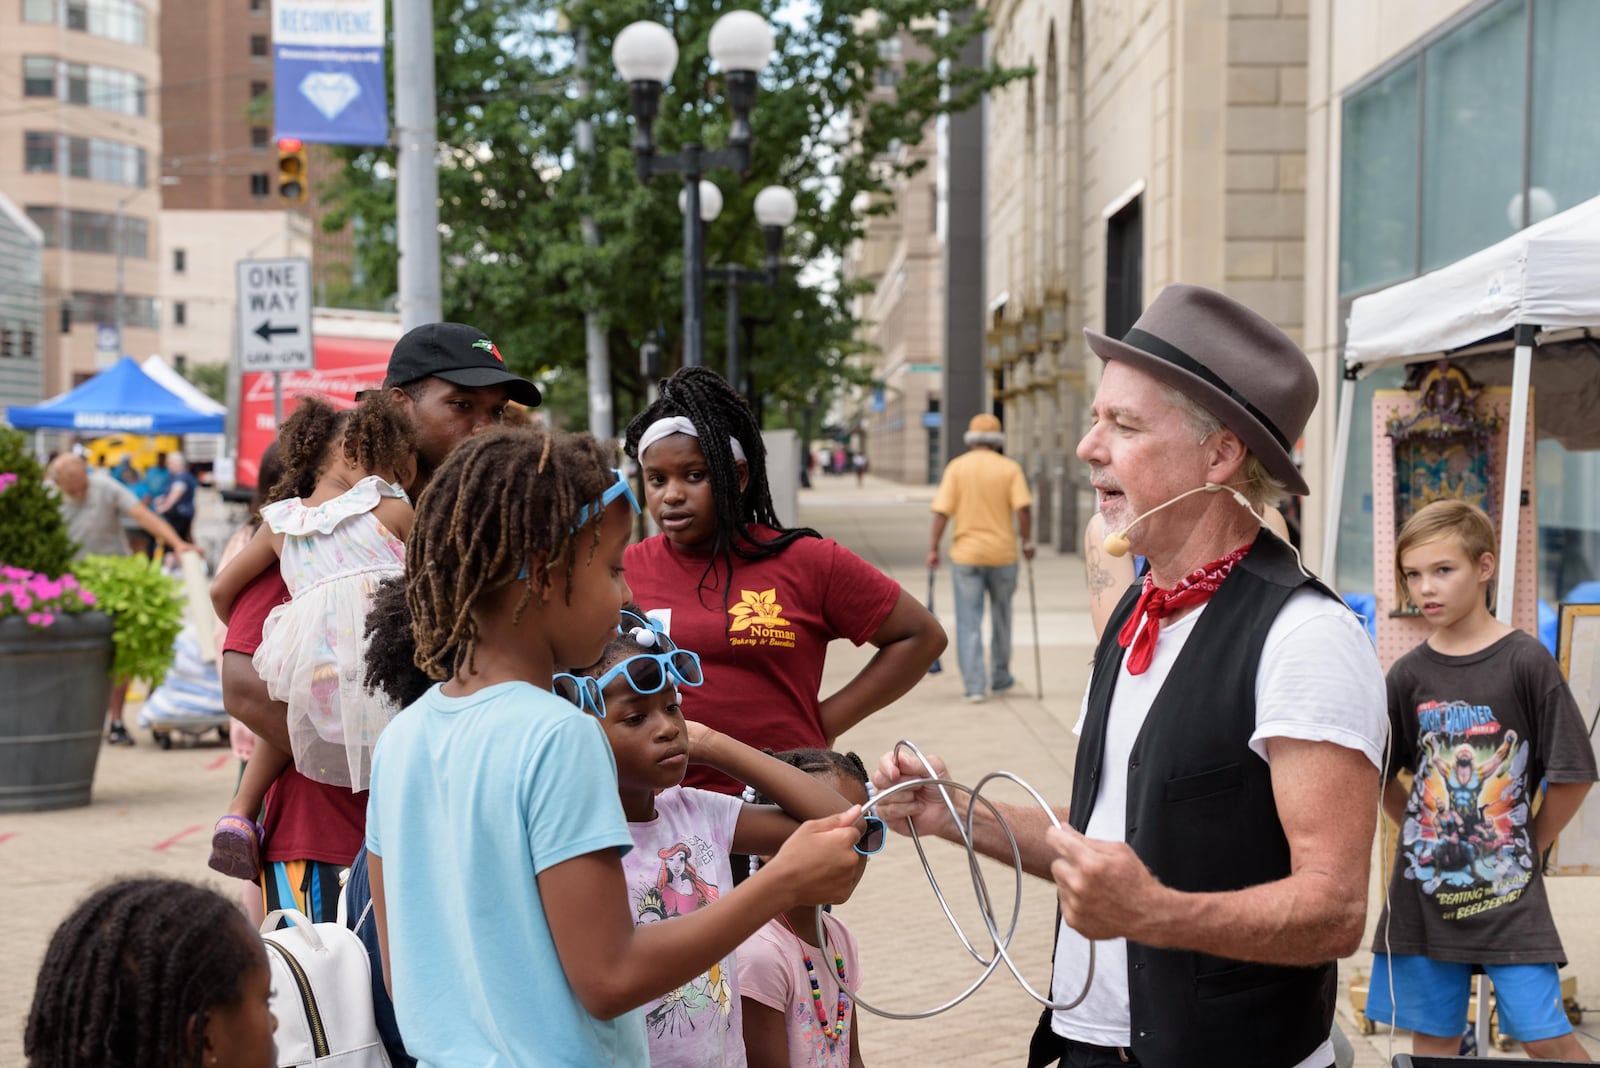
[927,413,1035,703]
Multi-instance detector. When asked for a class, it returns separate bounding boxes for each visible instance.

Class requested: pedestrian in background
[927,413,1034,703]
[46,453,197,745]
[152,451,199,544]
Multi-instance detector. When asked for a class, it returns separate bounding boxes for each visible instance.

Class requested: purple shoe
[208,815,264,882]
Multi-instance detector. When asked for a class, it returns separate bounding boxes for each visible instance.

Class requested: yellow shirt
[931,447,1033,566]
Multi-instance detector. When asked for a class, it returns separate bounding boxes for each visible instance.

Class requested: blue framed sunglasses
[572,467,641,531]
[855,815,887,857]
[553,648,703,719]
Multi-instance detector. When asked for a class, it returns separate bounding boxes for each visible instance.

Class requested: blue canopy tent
[6,356,225,435]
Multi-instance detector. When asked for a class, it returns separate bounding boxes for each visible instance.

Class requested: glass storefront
[1336,0,1600,621]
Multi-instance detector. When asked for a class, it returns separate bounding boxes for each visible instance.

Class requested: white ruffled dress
[253,476,408,791]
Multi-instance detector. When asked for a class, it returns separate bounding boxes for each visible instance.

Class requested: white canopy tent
[1322,193,1600,621]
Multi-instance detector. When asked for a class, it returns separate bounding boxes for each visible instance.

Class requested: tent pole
[1320,372,1357,580]
[1494,329,1535,623]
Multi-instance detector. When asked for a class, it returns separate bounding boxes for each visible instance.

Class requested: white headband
[637,415,747,464]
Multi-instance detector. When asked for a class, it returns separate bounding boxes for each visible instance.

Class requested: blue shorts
[1367,953,1572,1042]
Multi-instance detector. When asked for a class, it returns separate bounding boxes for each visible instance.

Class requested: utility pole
[394,0,442,329]
[113,196,126,359]
[574,26,613,440]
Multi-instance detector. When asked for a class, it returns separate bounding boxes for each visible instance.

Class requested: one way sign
[236,257,314,373]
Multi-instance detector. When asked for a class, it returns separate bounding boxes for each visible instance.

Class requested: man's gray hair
[963,430,1006,449]
[1160,384,1288,510]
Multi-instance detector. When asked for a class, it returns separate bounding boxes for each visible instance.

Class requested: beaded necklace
[778,913,851,1042]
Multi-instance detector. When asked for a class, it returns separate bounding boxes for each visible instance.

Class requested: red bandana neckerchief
[1116,545,1252,675]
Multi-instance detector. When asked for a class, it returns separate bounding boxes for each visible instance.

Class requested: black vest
[1037,532,1340,1068]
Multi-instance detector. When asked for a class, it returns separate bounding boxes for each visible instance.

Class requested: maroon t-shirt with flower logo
[624,525,900,794]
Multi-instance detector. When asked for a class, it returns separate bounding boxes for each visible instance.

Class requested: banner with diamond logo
[272,0,387,146]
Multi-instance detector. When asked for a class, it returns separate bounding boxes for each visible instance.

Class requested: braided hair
[623,366,820,613]
[748,747,871,806]
[406,426,615,681]
[25,877,260,1068]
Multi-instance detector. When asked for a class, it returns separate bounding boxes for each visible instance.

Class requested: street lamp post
[613,13,775,367]
[697,184,796,394]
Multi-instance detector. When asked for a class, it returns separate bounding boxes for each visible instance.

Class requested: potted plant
[0,428,115,812]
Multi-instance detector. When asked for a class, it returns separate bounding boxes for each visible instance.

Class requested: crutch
[926,568,943,674]
[1025,554,1042,698]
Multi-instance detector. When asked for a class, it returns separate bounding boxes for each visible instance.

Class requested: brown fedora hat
[1084,284,1316,496]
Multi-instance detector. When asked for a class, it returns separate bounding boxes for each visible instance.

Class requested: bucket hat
[1084,284,1315,496]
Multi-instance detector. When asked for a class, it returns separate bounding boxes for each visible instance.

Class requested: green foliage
[317,1,1027,431]
[0,427,79,578]
[178,362,229,406]
[73,554,185,687]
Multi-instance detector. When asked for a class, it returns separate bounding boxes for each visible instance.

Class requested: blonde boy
[1366,500,1596,1060]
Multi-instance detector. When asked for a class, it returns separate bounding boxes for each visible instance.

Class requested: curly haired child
[207,393,417,881]
[553,610,861,1066]
[364,427,867,1065]
[26,877,276,1068]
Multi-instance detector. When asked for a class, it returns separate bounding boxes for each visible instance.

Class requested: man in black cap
[219,322,539,922]
[381,321,542,491]
[874,285,1388,1068]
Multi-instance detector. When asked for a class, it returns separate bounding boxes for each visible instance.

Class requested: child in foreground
[207,394,416,881]
[739,749,876,1067]
[26,877,277,1068]
[555,609,862,1066]
[365,427,867,1066]
[1366,499,1596,1060]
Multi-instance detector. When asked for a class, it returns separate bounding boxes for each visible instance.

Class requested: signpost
[94,324,120,368]
[236,257,314,424]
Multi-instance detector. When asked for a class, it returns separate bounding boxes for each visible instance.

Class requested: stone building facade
[982,0,1311,551]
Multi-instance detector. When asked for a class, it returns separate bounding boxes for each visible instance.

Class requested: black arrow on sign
[254,320,300,343]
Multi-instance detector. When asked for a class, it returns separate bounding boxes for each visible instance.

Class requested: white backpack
[261,909,393,1067]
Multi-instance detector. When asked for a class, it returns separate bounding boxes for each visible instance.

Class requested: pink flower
[13,593,32,611]
[79,590,96,606]
[25,611,55,627]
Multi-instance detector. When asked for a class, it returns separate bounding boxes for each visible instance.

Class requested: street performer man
[874,284,1388,1067]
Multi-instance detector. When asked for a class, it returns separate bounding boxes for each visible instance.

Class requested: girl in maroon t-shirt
[622,367,947,797]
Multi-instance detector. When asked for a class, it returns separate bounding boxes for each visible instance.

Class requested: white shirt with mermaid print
[622,785,747,1067]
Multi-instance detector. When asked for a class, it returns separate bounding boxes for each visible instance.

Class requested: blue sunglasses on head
[553,647,703,719]
[572,467,641,531]
[519,469,642,581]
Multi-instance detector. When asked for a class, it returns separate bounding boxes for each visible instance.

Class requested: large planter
[0,611,115,812]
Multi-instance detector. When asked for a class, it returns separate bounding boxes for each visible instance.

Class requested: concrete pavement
[2,473,1594,1064]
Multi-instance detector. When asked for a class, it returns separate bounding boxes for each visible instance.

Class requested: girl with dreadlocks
[623,367,946,802]
[738,749,878,1068]
[552,608,859,1067]
[26,876,276,1068]
[364,427,866,1066]
[207,393,416,883]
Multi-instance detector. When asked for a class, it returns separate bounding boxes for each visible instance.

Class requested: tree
[318,1,1026,431]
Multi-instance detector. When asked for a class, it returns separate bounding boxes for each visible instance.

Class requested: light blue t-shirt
[367,681,647,1066]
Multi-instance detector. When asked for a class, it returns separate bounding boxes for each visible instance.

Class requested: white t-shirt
[1052,587,1387,1067]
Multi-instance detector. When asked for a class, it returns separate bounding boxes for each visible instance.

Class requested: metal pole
[725,272,740,392]
[272,370,283,426]
[683,146,703,366]
[394,0,442,329]
[113,196,125,359]
[574,27,612,439]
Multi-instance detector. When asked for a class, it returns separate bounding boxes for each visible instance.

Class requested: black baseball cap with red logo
[383,322,541,407]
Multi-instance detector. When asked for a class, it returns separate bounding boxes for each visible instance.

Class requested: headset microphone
[1101,483,1258,558]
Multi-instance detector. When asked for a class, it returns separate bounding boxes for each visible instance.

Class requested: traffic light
[276,137,308,203]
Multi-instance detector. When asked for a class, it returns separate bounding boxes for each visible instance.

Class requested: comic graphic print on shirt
[1399,699,1533,919]
[622,787,746,1065]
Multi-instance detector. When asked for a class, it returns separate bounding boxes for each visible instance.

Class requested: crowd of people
[27,286,1596,1067]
